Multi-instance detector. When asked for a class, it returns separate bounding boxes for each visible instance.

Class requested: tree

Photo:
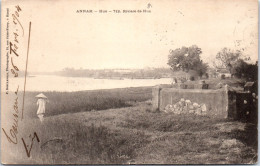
[167,45,208,76]
[195,62,209,77]
[232,59,258,81]
[214,48,241,72]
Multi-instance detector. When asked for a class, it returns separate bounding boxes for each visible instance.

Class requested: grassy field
[20,87,152,118]
[2,85,257,164]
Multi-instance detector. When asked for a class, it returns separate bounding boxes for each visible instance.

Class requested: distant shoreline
[27,74,171,79]
[27,67,173,79]
[3,85,155,93]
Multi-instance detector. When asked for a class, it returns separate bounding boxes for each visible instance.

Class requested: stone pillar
[152,85,162,112]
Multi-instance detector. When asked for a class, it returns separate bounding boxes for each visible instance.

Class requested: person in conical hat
[35,93,48,122]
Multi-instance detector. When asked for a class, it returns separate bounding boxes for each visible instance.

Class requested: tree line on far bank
[55,67,172,79]
[167,45,258,81]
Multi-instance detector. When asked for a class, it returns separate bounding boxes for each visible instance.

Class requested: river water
[7,75,172,92]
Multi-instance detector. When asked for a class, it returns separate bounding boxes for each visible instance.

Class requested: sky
[3,0,258,72]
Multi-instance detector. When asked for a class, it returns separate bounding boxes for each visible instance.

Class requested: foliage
[168,45,208,76]
[55,68,172,79]
[221,74,226,80]
[214,48,241,72]
[190,76,195,81]
[231,59,258,81]
[214,48,257,81]
[202,73,209,79]
[195,62,209,77]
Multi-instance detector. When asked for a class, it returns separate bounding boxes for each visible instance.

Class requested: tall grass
[117,108,257,164]
[119,110,227,132]
[2,100,257,164]
[21,87,152,118]
[12,117,150,164]
[2,85,257,164]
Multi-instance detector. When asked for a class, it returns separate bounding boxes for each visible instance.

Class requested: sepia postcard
[1,0,258,164]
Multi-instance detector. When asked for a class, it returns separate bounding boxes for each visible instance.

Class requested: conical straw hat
[35,93,48,99]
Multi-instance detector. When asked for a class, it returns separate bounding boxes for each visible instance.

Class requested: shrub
[202,73,209,79]
[221,74,225,79]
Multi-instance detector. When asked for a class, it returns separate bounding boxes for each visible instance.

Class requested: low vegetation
[20,87,152,118]
[3,85,256,164]
[9,100,257,164]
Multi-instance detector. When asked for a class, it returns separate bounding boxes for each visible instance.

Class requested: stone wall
[152,85,235,118]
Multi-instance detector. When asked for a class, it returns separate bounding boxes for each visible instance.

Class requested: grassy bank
[4,101,257,164]
[2,85,257,164]
[20,87,152,118]
[118,106,257,164]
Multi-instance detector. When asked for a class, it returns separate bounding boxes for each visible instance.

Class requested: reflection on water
[8,75,172,92]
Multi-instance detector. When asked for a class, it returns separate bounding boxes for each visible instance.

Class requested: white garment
[37,98,46,115]
[38,114,44,122]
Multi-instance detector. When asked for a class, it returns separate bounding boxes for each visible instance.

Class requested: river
[7,75,172,92]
